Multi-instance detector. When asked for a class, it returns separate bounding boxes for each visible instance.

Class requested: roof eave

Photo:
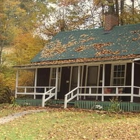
[13,57,138,69]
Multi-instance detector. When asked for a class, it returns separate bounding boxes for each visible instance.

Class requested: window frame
[111,64,127,86]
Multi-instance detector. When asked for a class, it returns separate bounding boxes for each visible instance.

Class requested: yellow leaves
[10,32,45,65]
[75,46,86,52]
[41,46,66,58]
[18,70,34,86]
[41,40,66,58]
[96,49,120,56]
[0,73,5,86]
[93,42,113,50]
[0,108,140,139]
[93,0,107,6]
[59,0,80,6]
[3,0,26,18]
[132,38,140,41]
[120,10,140,24]
[41,39,78,58]
[130,30,140,34]
[80,34,88,38]
[94,0,101,6]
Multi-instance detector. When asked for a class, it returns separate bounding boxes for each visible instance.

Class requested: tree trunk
[115,0,119,16]
[120,0,124,25]
[107,0,115,14]
[131,0,134,22]
[0,39,5,65]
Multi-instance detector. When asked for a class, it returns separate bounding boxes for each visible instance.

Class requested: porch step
[46,99,75,108]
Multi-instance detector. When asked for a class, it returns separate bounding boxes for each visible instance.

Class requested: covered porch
[15,59,140,108]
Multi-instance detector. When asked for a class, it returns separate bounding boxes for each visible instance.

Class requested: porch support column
[77,66,80,100]
[102,64,105,101]
[34,68,37,99]
[15,69,19,98]
[131,62,134,102]
[55,68,59,99]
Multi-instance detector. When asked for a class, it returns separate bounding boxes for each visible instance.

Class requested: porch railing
[15,86,55,95]
[15,86,56,107]
[133,86,140,97]
[64,86,140,108]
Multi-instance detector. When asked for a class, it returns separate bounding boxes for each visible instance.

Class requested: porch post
[34,68,37,99]
[102,64,105,101]
[55,68,59,99]
[77,66,80,100]
[42,94,45,107]
[15,69,19,98]
[131,62,134,102]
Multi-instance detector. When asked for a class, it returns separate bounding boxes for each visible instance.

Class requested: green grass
[0,107,140,140]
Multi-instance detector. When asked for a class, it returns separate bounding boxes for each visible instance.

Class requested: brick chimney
[104,14,119,30]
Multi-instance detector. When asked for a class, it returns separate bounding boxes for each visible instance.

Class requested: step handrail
[42,87,56,107]
[64,87,79,108]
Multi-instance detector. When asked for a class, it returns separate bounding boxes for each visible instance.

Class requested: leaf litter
[0,107,140,140]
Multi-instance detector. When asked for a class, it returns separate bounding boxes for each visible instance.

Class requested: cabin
[14,14,140,110]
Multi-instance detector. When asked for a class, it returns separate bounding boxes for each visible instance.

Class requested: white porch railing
[15,86,56,107]
[64,86,140,108]
[133,86,140,97]
[42,87,56,107]
[64,87,79,108]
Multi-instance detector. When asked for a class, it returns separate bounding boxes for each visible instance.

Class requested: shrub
[0,86,15,104]
[108,97,122,113]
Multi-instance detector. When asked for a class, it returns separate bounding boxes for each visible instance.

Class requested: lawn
[0,104,41,118]
[0,106,140,140]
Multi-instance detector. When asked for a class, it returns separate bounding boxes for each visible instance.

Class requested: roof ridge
[60,27,103,33]
[115,23,140,28]
[58,23,140,34]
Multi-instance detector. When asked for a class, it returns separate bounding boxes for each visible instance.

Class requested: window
[49,68,62,91]
[112,64,126,86]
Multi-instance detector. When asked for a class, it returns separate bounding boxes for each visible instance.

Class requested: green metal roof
[31,23,140,63]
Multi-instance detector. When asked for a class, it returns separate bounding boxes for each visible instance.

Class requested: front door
[59,66,83,99]
[86,66,99,87]
[59,67,70,99]
[85,66,99,97]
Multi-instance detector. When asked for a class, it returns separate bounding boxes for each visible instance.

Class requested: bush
[108,97,122,113]
[0,86,14,104]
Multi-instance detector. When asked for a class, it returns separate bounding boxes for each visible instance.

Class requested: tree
[0,0,49,103]
[93,0,140,25]
[0,0,27,66]
[7,32,45,65]
[37,0,101,38]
